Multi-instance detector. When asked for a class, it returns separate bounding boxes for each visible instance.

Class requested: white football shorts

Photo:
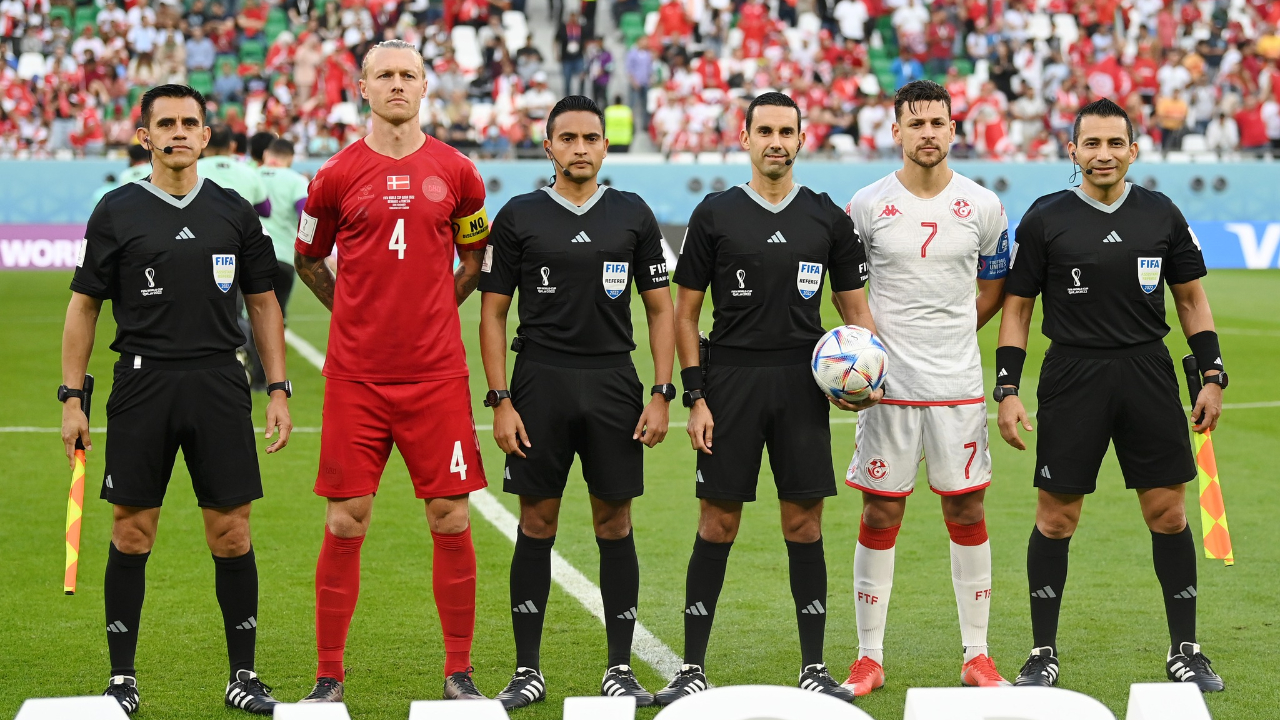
[845,402,992,497]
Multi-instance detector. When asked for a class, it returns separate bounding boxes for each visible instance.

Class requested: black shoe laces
[1021,655,1052,676]
[1183,650,1215,673]
[242,676,274,697]
[609,668,645,693]
[106,684,137,699]
[806,667,839,688]
[450,667,481,695]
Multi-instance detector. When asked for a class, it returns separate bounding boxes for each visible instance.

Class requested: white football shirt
[845,171,1009,404]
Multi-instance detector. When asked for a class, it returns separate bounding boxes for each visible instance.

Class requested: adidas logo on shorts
[1039,466,1052,480]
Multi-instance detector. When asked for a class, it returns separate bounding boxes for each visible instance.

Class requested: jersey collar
[137,176,206,209]
[541,184,608,215]
[738,182,801,213]
[1072,182,1132,214]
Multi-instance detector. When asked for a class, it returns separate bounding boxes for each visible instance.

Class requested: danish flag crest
[879,204,902,218]
[387,175,411,190]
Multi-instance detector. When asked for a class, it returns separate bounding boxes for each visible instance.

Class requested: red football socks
[315,528,364,681]
[432,526,477,676]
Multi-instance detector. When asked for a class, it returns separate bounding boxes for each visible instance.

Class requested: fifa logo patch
[796,262,823,299]
[1137,257,1162,294]
[602,262,629,299]
[212,254,236,293]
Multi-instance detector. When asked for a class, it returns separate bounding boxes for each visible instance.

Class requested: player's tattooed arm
[454,248,485,306]
[295,250,336,312]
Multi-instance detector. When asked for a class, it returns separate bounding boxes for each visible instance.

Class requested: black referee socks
[1027,525,1071,654]
[213,548,258,678]
[1151,525,1197,649]
[510,528,555,670]
[597,530,640,668]
[105,543,149,677]
[682,534,733,668]
[786,537,828,668]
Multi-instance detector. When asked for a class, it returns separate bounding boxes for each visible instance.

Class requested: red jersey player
[293,40,493,703]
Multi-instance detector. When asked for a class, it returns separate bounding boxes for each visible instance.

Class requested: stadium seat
[1136,134,1156,154]
[640,0,660,14]
[1027,11,1053,40]
[221,101,245,119]
[797,12,821,35]
[74,5,99,32]
[1164,151,1192,163]
[1053,13,1079,49]
[1180,134,1208,153]
[264,8,289,41]
[828,133,856,156]
[16,52,44,80]
[502,10,529,52]
[696,152,725,163]
[643,11,658,36]
[188,71,214,96]
[953,57,973,75]
[563,696,636,720]
[239,40,266,64]
[47,5,72,28]
[619,12,645,47]
[726,26,743,49]
[128,85,146,108]
[450,24,483,73]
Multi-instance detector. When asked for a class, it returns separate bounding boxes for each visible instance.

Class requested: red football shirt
[295,136,488,383]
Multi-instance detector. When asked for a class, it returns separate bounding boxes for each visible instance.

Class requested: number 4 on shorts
[450,440,468,481]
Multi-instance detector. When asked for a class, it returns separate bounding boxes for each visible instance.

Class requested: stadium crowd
[2,0,1280,159]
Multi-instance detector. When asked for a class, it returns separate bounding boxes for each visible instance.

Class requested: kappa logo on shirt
[879,204,903,218]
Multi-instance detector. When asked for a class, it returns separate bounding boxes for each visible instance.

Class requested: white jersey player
[838,81,1012,696]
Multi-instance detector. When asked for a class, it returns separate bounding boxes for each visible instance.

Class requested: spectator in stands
[655,0,693,47]
[128,14,159,55]
[293,33,321,102]
[1158,49,1191,98]
[892,0,928,55]
[155,32,186,84]
[45,44,76,76]
[518,70,556,121]
[1154,90,1190,151]
[127,51,159,87]
[213,56,244,102]
[832,0,868,43]
[605,94,633,152]
[1205,110,1239,155]
[625,36,653,130]
[585,37,612,106]
[71,25,105,64]
[1263,93,1280,156]
[186,24,214,71]
[238,0,268,40]
[890,46,923,90]
[126,0,156,33]
[556,9,586,96]
[1010,84,1045,152]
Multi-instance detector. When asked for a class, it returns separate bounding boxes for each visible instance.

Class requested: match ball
[811,325,888,402]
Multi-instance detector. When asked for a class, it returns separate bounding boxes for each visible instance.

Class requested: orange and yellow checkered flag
[63,374,94,595]
[1181,356,1233,567]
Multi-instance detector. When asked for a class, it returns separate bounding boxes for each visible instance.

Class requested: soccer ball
[811,325,888,402]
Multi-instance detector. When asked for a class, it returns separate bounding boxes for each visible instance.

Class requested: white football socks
[853,521,899,665]
[947,520,993,663]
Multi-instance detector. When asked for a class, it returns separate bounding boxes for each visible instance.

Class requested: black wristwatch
[992,385,1019,402]
[267,380,292,398]
[484,389,512,407]
[57,385,85,403]
[682,389,706,408]
[652,383,677,402]
[1203,371,1228,389]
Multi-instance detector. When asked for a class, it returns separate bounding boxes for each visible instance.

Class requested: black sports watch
[57,385,85,403]
[652,383,677,402]
[992,385,1019,402]
[484,389,512,407]
[682,389,706,408]
[267,380,292,398]
[1203,371,1228,389]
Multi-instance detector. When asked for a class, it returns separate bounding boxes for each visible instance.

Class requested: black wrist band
[995,346,1026,388]
[680,366,704,392]
[1187,331,1223,374]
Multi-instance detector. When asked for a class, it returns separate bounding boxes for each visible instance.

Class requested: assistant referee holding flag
[656,92,878,705]
[61,84,293,715]
[995,98,1225,692]
[479,95,676,709]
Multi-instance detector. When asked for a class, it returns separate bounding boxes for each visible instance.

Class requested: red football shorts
[315,376,488,499]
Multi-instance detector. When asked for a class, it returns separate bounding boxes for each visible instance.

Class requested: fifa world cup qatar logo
[540,267,551,286]
[736,269,746,289]
[1071,268,1081,287]
[145,268,156,288]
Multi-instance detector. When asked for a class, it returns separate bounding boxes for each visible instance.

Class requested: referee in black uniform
[478,96,676,709]
[59,84,292,715]
[655,92,879,705]
[995,98,1225,692]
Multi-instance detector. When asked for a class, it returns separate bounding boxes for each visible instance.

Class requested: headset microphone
[1072,152,1092,175]
[547,153,572,180]
[1084,167,1092,175]
[162,146,173,154]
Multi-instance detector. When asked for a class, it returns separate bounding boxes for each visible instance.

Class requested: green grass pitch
[1,269,1277,719]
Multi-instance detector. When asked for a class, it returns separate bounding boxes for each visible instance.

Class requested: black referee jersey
[1005,182,1207,347]
[478,185,670,358]
[673,183,869,362]
[72,177,279,360]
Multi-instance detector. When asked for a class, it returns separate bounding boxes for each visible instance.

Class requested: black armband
[995,346,1027,388]
[1187,331,1224,374]
[680,366,704,392]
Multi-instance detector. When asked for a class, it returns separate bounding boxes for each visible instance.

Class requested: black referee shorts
[503,354,645,501]
[696,362,836,503]
[101,354,263,508]
[1033,342,1195,495]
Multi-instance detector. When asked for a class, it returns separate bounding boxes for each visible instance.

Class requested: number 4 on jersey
[389,218,407,259]
[450,440,467,481]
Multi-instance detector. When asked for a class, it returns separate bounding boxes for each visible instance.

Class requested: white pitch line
[282,328,683,680]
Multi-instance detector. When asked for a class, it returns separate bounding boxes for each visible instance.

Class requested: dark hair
[746,91,801,132]
[546,95,604,137]
[139,83,206,128]
[1072,97,1134,144]
[249,131,276,162]
[894,80,951,121]
[266,137,295,156]
[127,143,151,164]
[207,124,233,149]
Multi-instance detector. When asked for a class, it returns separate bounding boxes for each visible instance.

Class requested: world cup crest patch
[212,254,236,293]
[602,261,629,299]
[797,261,823,299]
[1137,257,1162,294]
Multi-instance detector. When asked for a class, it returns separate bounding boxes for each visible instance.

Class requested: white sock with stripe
[947,519,992,663]
[854,519,899,665]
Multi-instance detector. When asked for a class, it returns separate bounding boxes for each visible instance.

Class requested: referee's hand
[1191,382,1223,433]
[687,400,714,454]
[264,394,292,453]
[634,396,670,448]
[829,387,884,413]
[997,394,1034,451]
[61,401,91,468]
[493,402,531,458]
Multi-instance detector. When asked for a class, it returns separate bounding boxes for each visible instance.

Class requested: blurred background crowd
[3,0,1280,160]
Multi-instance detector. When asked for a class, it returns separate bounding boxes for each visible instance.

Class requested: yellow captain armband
[452,207,491,246]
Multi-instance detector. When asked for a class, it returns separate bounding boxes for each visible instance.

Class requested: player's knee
[698,512,740,543]
[781,515,822,543]
[940,493,985,525]
[206,522,251,557]
[861,498,905,528]
[111,524,155,555]
[1143,503,1187,534]
[593,512,632,540]
[428,502,471,535]
[1036,514,1077,539]
[520,515,558,538]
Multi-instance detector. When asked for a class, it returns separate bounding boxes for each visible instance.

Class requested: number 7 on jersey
[920,222,938,258]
